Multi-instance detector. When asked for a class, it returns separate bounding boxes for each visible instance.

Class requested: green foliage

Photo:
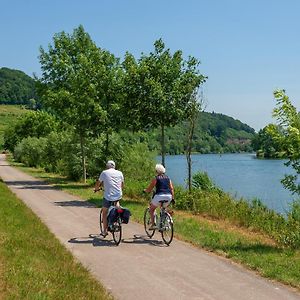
[252,124,285,158]
[140,111,256,155]
[0,67,37,105]
[37,25,123,180]
[120,142,155,181]
[268,89,300,196]
[0,105,29,150]
[14,137,47,167]
[172,187,300,247]
[192,171,218,191]
[122,38,206,164]
[3,110,60,151]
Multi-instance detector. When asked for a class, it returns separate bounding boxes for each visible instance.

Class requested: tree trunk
[186,119,195,192]
[105,131,109,161]
[161,124,165,167]
[80,134,87,183]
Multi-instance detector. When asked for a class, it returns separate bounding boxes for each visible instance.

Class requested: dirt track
[0,154,299,300]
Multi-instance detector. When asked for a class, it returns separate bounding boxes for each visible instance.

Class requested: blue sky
[1,0,300,131]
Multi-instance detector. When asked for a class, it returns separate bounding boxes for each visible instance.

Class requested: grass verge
[5,160,300,292]
[0,179,112,299]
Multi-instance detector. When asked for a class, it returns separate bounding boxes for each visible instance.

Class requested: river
[161,153,297,214]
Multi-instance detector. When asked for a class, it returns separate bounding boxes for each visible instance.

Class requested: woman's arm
[144,178,157,193]
[169,180,174,199]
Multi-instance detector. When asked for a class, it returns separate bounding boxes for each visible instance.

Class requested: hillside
[0,67,37,105]
[145,111,256,154]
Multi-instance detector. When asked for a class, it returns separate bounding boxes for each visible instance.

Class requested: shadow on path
[68,234,166,248]
[54,200,96,208]
[4,180,57,191]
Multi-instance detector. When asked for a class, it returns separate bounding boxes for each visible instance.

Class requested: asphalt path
[0,154,299,300]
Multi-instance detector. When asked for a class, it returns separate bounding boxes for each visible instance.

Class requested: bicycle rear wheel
[144,207,155,238]
[161,213,174,245]
[112,218,122,246]
[99,208,104,234]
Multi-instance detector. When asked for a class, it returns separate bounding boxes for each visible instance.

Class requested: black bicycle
[144,200,174,245]
[99,202,123,246]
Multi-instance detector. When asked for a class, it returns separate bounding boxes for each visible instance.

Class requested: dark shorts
[102,198,120,208]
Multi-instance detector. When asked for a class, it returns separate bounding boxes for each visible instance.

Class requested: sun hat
[106,160,116,168]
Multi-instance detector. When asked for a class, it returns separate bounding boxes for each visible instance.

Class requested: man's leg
[102,207,108,235]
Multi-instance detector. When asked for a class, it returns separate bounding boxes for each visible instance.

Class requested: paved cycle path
[0,154,299,300]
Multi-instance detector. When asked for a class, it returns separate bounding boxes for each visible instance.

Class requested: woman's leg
[149,203,157,226]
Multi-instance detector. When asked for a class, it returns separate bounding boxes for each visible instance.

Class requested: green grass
[0,105,29,150]
[6,160,300,291]
[0,179,113,299]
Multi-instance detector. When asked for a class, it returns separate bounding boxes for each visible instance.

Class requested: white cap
[106,160,116,168]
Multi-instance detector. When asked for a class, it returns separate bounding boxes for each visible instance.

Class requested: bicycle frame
[144,200,174,245]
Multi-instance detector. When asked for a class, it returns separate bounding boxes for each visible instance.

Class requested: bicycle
[144,200,174,245]
[99,201,123,246]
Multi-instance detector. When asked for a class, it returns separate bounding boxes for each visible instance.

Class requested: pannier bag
[120,207,131,224]
[107,206,131,225]
[107,207,119,225]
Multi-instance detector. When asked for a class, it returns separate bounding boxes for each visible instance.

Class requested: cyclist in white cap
[94,160,124,237]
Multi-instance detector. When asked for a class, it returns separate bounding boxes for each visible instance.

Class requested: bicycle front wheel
[161,213,174,245]
[112,218,122,246]
[144,207,155,238]
[99,208,104,234]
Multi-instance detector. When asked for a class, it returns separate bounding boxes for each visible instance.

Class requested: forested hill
[0,67,37,105]
[146,111,256,154]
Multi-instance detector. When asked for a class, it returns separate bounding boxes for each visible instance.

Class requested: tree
[269,89,300,195]
[37,25,120,182]
[185,90,203,192]
[122,39,206,166]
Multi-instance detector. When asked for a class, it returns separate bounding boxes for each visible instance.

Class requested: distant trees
[0,67,37,105]
[251,124,285,158]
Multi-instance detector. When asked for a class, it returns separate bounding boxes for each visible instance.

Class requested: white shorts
[151,194,172,207]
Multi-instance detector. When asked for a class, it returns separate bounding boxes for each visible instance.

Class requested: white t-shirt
[99,168,124,201]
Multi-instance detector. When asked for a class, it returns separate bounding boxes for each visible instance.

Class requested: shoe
[148,224,157,230]
[100,232,108,238]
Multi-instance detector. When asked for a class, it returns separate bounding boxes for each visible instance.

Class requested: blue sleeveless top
[155,175,171,195]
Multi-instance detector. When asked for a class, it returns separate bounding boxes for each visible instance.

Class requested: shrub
[14,137,47,167]
[192,171,218,191]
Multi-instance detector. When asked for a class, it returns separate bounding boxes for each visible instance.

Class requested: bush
[192,171,219,192]
[14,137,47,167]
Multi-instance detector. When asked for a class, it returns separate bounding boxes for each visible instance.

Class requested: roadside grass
[0,180,113,299]
[6,160,300,291]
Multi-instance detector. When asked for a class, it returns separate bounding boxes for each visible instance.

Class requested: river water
[161,153,297,214]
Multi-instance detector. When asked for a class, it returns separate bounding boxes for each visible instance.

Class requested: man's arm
[94,179,103,192]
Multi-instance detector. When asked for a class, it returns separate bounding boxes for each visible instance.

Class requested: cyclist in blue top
[144,164,174,230]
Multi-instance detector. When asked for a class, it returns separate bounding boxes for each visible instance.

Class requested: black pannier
[120,207,131,224]
[107,207,119,225]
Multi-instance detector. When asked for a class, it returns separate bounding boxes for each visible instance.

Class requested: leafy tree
[37,25,120,182]
[122,38,206,166]
[269,89,300,195]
